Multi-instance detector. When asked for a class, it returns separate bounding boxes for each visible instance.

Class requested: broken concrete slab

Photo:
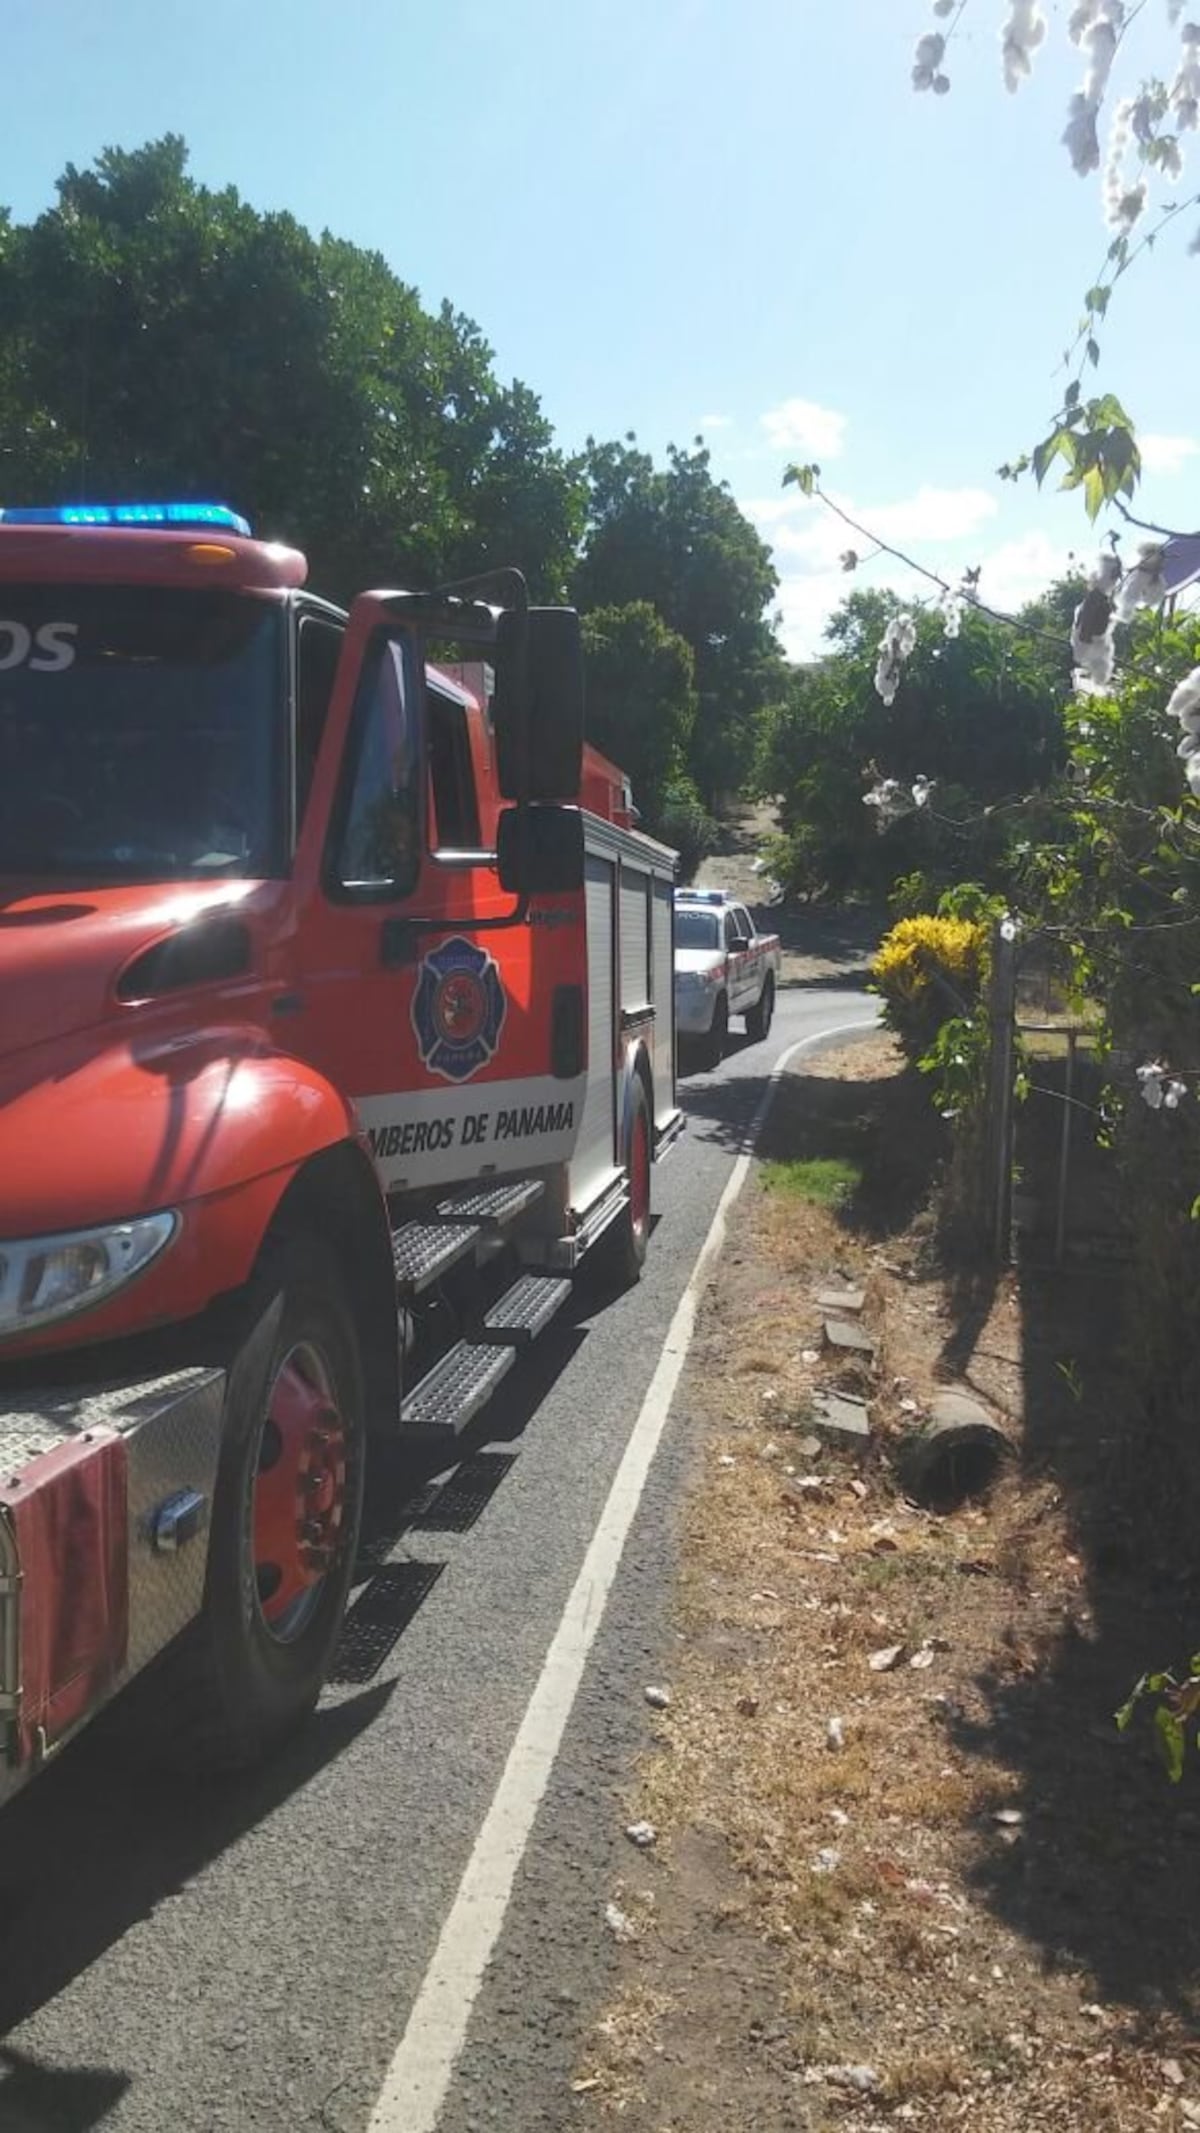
[811,1390,872,1452]
[823,1317,875,1357]
[815,1286,866,1315]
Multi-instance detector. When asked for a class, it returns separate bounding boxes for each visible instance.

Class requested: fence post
[984,918,1018,1261]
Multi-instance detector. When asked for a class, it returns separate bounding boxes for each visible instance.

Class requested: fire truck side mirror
[496,804,585,896]
[493,608,585,804]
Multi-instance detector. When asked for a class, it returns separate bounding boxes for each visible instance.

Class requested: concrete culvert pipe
[900,1390,1013,1510]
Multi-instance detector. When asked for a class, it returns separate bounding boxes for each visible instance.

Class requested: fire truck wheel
[167,1234,366,1770]
[745,973,775,1043]
[702,992,728,1069]
[612,1071,652,1286]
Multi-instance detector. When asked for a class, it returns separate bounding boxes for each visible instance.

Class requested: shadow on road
[0,2046,130,2133]
[0,1290,598,2051]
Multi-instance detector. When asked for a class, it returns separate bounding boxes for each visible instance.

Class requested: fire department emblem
[412,935,507,1083]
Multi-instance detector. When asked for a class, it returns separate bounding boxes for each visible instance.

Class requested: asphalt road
[0,983,875,2133]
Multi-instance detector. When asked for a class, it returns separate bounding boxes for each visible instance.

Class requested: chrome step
[400,1339,516,1433]
[480,1273,574,1347]
[433,1177,545,1228]
[391,1220,481,1295]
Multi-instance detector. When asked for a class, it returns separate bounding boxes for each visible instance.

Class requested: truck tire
[745,973,775,1043]
[162,1234,366,1770]
[589,1071,652,1290]
[702,991,729,1070]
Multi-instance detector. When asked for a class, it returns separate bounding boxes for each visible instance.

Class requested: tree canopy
[573,438,781,807]
[757,585,1076,899]
[0,139,784,833]
[0,136,584,604]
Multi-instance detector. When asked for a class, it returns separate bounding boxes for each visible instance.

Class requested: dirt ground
[694,804,882,992]
[575,1037,1200,2133]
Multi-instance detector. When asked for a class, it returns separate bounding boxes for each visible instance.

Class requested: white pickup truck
[674,889,782,1067]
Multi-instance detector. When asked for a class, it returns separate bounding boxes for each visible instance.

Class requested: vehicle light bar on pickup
[0,502,252,534]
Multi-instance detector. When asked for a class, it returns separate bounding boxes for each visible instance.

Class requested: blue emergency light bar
[0,502,252,535]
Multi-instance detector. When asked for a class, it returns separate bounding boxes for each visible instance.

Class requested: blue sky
[4,0,1197,652]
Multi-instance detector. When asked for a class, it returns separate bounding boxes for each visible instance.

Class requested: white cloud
[698,411,733,430]
[967,530,1074,614]
[770,524,1074,663]
[759,397,847,458]
[741,483,999,574]
[1138,433,1200,477]
[865,485,998,545]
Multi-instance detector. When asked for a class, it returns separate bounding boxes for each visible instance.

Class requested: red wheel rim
[630,1105,650,1242]
[252,1341,347,1644]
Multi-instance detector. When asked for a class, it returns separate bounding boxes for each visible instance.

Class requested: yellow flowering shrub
[872,914,988,1062]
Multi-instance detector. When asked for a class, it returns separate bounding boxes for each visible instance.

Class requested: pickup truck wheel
[702,992,729,1069]
[746,973,775,1043]
[161,1236,365,1770]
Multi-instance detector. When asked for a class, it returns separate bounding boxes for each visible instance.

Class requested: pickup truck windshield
[675,909,720,950]
[0,585,283,881]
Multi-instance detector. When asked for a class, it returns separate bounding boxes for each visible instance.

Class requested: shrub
[872,914,988,1066]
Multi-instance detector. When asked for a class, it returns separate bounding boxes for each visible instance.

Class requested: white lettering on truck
[0,621,79,673]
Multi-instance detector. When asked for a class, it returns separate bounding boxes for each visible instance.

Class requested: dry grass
[577,1036,1200,2133]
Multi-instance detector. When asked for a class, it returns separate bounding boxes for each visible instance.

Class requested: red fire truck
[0,502,681,1803]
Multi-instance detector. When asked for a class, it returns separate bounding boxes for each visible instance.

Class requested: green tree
[581,601,697,828]
[757,586,1074,900]
[574,438,781,807]
[0,138,584,602]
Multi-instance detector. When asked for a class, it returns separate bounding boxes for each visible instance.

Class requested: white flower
[874,614,918,706]
[1071,564,1118,685]
[1064,92,1102,173]
[913,31,947,89]
[1171,22,1200,130]
[1002,0,1047,89]
[1166,666,1200,724]
[911,776,934,809]
[1116,542,1168,620]
[1137,1063,1167,1109]
[939,586,965,638]
[1082,13,1120,102]
[1165,1080,1188,1109]
[1000,915,1020,942]
[1109,177,1148,231]
[1187,752,1200,797]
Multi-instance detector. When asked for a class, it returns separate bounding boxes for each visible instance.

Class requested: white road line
[367,1012,878,2133]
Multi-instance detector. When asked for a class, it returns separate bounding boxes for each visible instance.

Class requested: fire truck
[0,502,681,1803]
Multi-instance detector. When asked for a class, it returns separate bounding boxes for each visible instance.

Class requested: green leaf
[1083,464,1106,520]
[1086,337,1100,368]
[1085,284,1111,318]
[1115,1675,1147,1730]
[1155,1704,1187,1783]
[1065,380,1081,410]
[784,462,819,496]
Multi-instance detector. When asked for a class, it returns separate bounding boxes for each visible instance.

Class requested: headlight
[0,1212,178,1338]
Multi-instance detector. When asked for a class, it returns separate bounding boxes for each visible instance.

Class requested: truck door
[290,600,587,1198]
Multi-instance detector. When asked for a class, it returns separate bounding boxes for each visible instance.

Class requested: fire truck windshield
[0,585,283,882]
